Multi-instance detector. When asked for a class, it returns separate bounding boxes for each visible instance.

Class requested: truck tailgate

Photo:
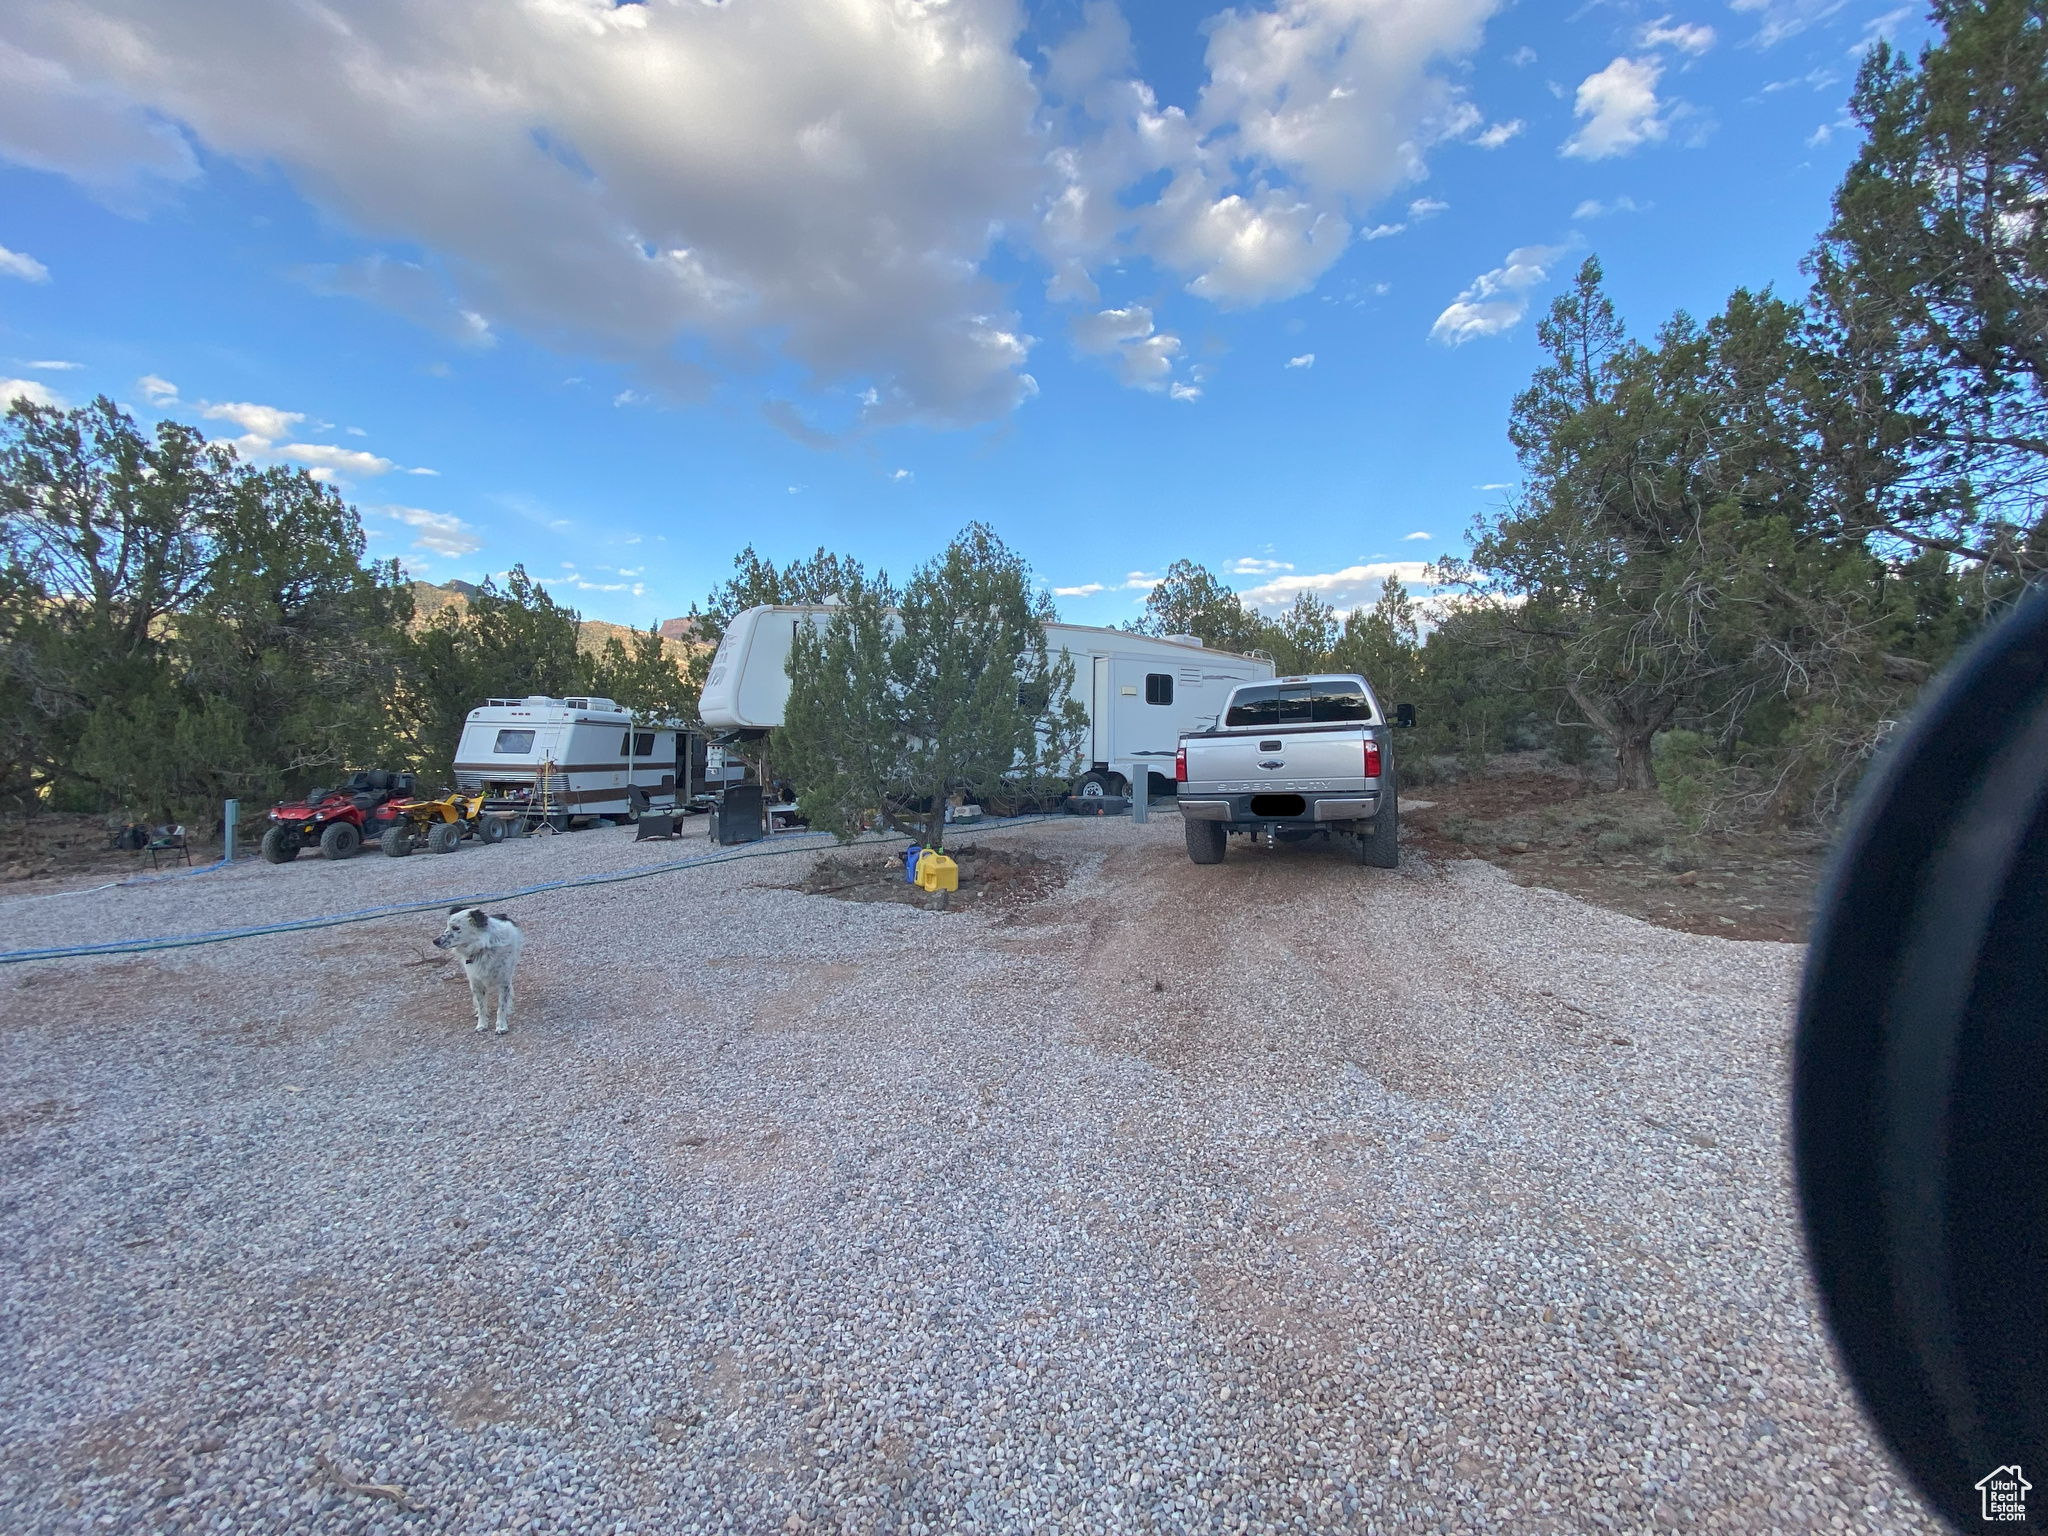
[1184,729,1369,791]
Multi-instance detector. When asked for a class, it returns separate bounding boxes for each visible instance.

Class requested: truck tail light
[1175,744,1188,782]
[1364,739,1382,778]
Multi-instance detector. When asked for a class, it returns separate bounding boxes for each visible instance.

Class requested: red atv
[261,770,419,863]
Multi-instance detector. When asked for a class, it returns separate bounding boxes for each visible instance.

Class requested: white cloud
[1507,45,1538,67]
[4,0,1510,426]
[1402,530,1434,540]
[0,36,199,209]
[1040,0,1503,309]
[890,468,913,482]
[1407,197,1448,220]
[201,400,306,441]
[1231,557,1295,575]
[1168,382,1202,402]
[0,0,1051,427]
[1639,18,1716,55]
[1764,67,1839,93]
[405,466,438,476]
[1363,221,1408,241]
[0,243,50,283]
[1428,243,1566,346]
[1475,481,1513,490]
[1286,353,1315,369]
[381,504,482,558]
[1070,304,1186,391]
[26,359,80,370]
[138,373,177,402]
[1121,570,1163,590]
[1238,560,1437,613]
[1573,195,1644,218]
[1053,582,1106,597]
[282,443,396,476]
[1,376,63,408]
[1471,119,1524,149]
[1851,7,1910,56]
[1730,0,1848,49]
[1562,57,1669,161]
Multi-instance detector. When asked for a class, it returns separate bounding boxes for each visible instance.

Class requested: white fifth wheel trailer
[697,605,1275,797]
[452,696,680,827]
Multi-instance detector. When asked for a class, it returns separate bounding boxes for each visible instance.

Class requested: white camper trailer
[697,606,1275,797]
[452,696,680,826]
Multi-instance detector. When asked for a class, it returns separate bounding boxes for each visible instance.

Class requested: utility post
[223,799,239,862]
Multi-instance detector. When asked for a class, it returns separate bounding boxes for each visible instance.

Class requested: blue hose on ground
[0,814,1066,965]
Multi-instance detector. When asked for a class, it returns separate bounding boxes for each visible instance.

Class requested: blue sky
[0,0,1927,628]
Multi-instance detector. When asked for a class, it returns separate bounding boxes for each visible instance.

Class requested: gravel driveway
[0,816,1935,1534]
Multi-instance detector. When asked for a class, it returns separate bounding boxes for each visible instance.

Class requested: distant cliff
[407,582,697,662]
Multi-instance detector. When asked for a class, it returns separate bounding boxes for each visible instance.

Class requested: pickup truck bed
[1175,674,1399,867]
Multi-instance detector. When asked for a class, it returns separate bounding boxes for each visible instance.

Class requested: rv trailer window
[1224,686,1279,728]
[633,733,655,756]
[619,731,633,756]
[493,729,536,754]
[1144,673,1173,706]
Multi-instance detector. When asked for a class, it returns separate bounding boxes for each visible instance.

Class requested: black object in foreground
[1796,587,2045,1533]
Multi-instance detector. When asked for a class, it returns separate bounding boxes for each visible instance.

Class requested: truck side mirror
[1395,703,1417,729]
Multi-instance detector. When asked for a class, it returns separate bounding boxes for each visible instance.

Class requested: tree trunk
[1564,679,1673,793]
[1614,730,1659,792]
[925,790,947,851]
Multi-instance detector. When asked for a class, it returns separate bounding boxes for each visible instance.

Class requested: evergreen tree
[779,526,1086,844]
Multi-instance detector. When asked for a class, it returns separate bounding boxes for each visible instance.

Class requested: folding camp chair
[144,824,191,870]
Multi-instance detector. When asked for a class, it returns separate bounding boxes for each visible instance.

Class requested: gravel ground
[0,814,1935,1534]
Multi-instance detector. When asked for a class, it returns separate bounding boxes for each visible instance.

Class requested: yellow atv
[380,791,506,856]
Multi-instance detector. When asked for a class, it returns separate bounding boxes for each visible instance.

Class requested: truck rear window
[1224,681,1373,727]
[493,729,535,753]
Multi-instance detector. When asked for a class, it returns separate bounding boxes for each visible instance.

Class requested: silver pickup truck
[1173,673,1410,867]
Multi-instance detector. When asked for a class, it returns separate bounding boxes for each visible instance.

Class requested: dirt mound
[789,842,1065,913]
[1401,764,1824,942]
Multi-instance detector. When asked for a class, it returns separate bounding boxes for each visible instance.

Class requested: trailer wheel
[427,822,461,855]
[260,826,298,864]
[319,822,361,860]
[381,826,414,858]
[1185,817,1227,865]
[1361,776,1399,869]
[1070,770,1127,801]
[478,816,507,845]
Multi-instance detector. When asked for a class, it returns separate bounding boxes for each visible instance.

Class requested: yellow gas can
[916,850,959,892]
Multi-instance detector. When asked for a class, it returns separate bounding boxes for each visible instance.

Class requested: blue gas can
[903,844,925,883]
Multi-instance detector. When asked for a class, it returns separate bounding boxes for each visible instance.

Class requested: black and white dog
[433,907,524,1034]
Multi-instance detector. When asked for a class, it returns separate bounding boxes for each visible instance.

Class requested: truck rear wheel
[260,826,298,864]
[1362,776,1399,869]
[1185,817,1227,865]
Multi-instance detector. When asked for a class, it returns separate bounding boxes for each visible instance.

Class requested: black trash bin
[710,784,765,846]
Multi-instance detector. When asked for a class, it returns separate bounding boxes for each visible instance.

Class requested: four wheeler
[260,770,418,863]
[380,790,510,857]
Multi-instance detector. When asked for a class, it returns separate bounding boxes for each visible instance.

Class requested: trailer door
[1090,654,1112,765]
